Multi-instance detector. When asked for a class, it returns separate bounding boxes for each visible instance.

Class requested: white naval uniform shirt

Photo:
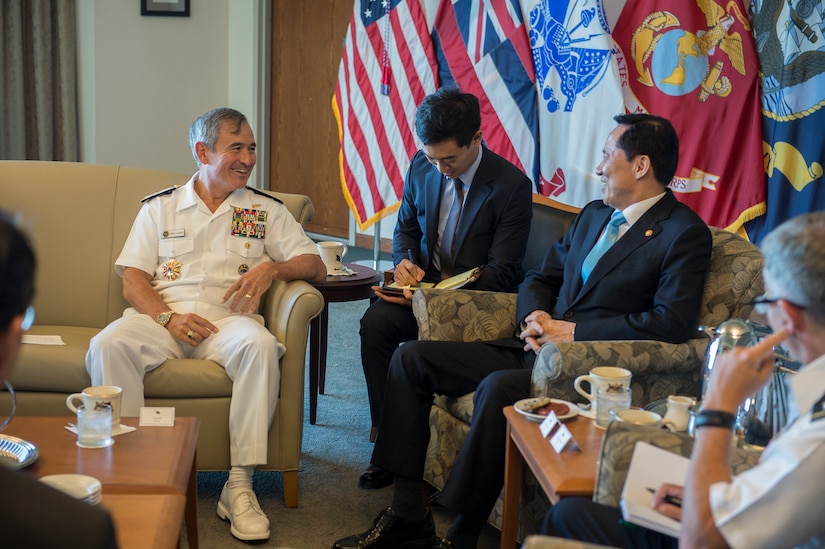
[711,353,825,549]
[116,174,319,321]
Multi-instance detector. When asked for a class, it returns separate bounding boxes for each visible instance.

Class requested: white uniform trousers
[85,310,284,466]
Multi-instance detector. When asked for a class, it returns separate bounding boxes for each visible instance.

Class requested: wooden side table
[309,262,381,424]
[501,406,604,549]
[5,416,200,549]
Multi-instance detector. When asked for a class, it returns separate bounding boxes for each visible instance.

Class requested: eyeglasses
[752,295,806,315]
[21,306,35,331]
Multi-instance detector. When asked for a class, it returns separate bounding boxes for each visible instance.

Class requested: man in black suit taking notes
[335,113,712,548]
[358,87,533,490]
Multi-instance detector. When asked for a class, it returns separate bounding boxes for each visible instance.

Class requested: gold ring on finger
[187,330,195,339]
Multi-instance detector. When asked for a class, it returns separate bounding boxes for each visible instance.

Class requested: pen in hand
[406,249,421,288]
[647,487,682,508]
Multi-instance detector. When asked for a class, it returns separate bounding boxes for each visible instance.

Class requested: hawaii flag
[612,0,765,231]
[433,0,539,185]
[521,0,626,207]
[333,0,437,230]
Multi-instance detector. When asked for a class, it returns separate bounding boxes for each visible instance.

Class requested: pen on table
[406,249,421,289]
[646,487,682,508]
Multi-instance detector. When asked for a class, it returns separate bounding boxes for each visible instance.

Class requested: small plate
[514,397,578,422]
[39,474,102,502]
[0,434,38,469]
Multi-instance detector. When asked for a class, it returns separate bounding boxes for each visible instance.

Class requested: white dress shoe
[216,482,270,541]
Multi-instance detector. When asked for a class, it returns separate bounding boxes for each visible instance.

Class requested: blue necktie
[440,178,464,278]
[581,210,626,283]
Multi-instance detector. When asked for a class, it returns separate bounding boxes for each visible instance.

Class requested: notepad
[619,441,690,538]
[380,266,482,295]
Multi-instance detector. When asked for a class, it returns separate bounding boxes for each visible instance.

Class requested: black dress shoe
[332,507,436,548]
[357,464,394,490]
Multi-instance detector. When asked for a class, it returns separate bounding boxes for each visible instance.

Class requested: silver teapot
[697,319,798,448]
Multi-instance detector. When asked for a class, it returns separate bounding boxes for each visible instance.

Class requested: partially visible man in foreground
[0,211,118,548]
[543,211,825,549]
[86,108,326,541]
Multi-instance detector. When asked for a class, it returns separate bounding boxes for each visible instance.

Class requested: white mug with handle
[66,385,123,430]
[574,366,632,418]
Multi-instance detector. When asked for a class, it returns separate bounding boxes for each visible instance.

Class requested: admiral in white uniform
[86,108,326,541]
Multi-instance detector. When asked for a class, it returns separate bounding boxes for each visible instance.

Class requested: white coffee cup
[67,386,122,430]
[574,366,632,417]
[663,395,695,432]
[316,241,348,273]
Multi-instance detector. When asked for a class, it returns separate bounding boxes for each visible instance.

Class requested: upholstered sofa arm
[412,288,517,342]
[530,338,710,405]
[261,279,324,410]
[593,421,762,508]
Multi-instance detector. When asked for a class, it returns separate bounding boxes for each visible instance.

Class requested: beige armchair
[413,226,764,532]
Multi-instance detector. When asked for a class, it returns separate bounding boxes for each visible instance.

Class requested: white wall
[76,0,269,185]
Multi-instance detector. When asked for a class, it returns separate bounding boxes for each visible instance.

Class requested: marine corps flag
[612,0,764,231]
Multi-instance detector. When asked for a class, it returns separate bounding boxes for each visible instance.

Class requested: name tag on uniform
[232,208,267,239]
[162,228,185,238]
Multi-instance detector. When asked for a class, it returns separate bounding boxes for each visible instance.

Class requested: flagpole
[373,219,381,270]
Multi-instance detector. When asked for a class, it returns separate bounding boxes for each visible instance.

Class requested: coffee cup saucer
[39,474,102,505]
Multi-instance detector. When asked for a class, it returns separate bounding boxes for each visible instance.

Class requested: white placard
[139,407,176,426]
[549,423,576,453]
[539,410,560,438]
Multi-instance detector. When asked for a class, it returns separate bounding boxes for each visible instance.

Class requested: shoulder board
[140,185,178,203]
[246,186,283,204]
[812,391,825,421]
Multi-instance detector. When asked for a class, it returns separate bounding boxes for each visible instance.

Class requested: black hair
[414,87,481,147]
[613,113,679,186]
[0,211,36,331]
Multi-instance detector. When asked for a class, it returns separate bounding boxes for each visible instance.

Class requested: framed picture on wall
[141,0,190,17]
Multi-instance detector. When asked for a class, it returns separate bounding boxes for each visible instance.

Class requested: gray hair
[761,212,825,325]
[188,108,249,166]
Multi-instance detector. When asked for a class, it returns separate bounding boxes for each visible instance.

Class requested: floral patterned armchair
[521,421,762,548]
[412,227,764,533]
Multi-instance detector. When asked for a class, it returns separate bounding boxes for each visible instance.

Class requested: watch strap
[694,410,737,430]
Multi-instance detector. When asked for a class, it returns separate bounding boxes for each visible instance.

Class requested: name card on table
[539,410,560,438]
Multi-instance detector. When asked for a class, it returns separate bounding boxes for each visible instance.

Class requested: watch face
[157,311,172,326]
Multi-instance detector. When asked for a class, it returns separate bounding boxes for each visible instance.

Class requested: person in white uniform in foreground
[541,211,825,549]
[86,107,326,541]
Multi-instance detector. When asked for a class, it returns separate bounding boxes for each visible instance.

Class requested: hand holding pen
[394,248,423,288]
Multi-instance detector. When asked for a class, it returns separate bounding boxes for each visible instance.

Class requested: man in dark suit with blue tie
[334,113,712,549]
[358,88,533,490]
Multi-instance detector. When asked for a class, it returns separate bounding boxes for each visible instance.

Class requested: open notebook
[619,441,690,538]
[380,266,482,295]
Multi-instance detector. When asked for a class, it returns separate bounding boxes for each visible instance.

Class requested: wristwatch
[155,310,174,328]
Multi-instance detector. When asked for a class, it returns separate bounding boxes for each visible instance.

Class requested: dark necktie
[581,210,626,283]
[439,178,464,278]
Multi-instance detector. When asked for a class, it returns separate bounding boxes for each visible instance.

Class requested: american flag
[433,0,539,185]
[333,0,437,230]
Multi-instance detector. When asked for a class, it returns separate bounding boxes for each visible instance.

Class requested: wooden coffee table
[103,493,186,549]
[501,406,604,549]
[4,416,200,549]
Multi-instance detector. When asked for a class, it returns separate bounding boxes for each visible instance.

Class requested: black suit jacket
[393,146,532,292]
[516,190,712,343]
[0,466,118,548]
